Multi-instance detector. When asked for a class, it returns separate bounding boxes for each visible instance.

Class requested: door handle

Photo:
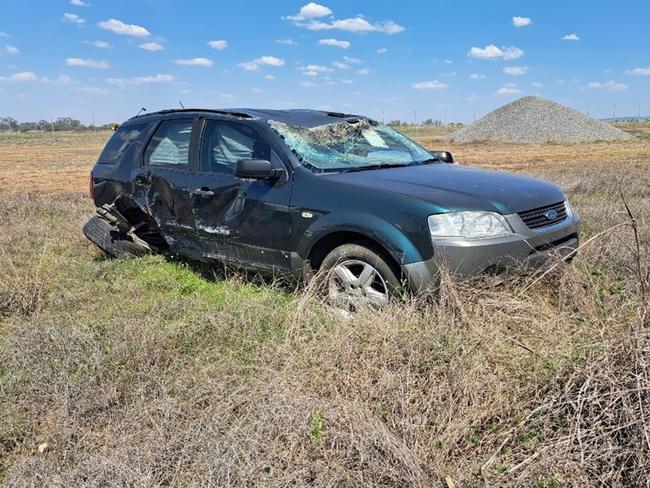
[194,188,215,197]
[194,189,215,196]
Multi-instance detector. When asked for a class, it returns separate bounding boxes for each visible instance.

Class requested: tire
[83,216,150,258]
[318,243,402,309]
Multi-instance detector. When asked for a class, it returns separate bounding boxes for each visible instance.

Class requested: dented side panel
[189,171,292,270]
[130,168,203,258]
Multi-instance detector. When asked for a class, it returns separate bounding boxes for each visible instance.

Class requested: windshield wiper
[340,162,411,173]
[415,157,440,164]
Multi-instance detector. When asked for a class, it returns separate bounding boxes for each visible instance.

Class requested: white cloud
[65,57,109,69]
[98,19,150,37]
[377,47,387,54]
[276,39,298,46]
[0,32,8,37]
[503,66,528,76]
[512,16,531,27]
[286,2,332,21]
[532,82,543,88]
[78,86,108,94]
[467,93,479,102]
[238,56,285,70]
[588,80,628,92]
[252,87,263,94]
[265,74,276,80]
[339,78,354,84]
[627,67,650,76]
[561,33,579,41]
[318,38,350,49]
[357,68,371,75]
[62,13,85,25]
[468,44,524,60]
[175,57,213,67]
[305,64,333,72]
[343,56,362,64]
[496,83,522,95]
[301,64,334,77]
[208,40,228,50]
[107,73,174,87]
[303,17,404,34]
[300,80,318,87]
[0,71,38,82]
[70,0,90,6]
[139,42,164,52]
[4,45,19,55]
[41,74,75,85]
[469,73,485,80]
[93,40,111,49]
[332,61,348,69]
[411,80,448,90]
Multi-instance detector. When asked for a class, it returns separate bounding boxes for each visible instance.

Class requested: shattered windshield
[268,119,435,173]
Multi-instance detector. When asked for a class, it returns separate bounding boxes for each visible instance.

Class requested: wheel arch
[299,213,426,276]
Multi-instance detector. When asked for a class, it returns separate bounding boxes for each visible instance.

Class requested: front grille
[518,201,567,229]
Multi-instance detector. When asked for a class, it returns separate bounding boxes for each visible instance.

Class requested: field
[1,125,649,486]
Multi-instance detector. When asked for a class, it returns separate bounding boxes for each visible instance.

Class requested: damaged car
[84,108,580,305]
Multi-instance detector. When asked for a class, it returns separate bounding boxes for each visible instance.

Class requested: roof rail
[129,108,253,120]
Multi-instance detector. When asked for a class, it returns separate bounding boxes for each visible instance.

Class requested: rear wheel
[318,244,402,309]
[83,216,151,258]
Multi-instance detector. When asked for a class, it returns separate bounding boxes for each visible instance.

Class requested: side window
[98,123,150,164]
[145,119,193,168]
[201,120,274,174]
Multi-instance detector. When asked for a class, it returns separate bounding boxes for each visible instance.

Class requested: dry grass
[0,126,649,486]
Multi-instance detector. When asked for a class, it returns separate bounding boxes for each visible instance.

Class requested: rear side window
[97,123,150,165]
[145,120,193,168]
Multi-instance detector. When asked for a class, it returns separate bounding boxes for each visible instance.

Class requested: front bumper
[404,211,581,293]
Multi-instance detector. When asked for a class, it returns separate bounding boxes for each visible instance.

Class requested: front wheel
[318,244,402,309]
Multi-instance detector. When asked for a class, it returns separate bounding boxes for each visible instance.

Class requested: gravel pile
[451,96,632,143]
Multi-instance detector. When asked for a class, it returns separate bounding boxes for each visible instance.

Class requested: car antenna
[179,100,185,109]
[134,107,146,117]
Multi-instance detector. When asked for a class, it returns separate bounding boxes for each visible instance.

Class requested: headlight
[428,211,513,239]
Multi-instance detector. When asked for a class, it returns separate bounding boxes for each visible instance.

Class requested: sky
[1,0,649,124]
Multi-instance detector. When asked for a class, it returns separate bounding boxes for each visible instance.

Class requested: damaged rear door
[189,117,292,271]
[132,117,202,257]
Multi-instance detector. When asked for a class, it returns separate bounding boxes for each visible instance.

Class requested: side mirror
[435,151,454,164]
[233,159,282,179]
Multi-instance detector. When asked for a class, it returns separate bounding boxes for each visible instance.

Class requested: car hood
[322,163,566,214]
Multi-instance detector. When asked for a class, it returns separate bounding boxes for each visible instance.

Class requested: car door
[132,117,202,257]
[189,117,293,271]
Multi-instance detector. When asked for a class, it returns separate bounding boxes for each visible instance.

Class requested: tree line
[387,119,464,127]
[0,117,115,132]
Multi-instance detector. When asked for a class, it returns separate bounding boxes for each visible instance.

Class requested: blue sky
[1,0,649,124]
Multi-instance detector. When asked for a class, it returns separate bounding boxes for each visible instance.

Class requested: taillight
[89,172,95,199]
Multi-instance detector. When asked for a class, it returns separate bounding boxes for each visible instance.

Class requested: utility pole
[613,104,616,119]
